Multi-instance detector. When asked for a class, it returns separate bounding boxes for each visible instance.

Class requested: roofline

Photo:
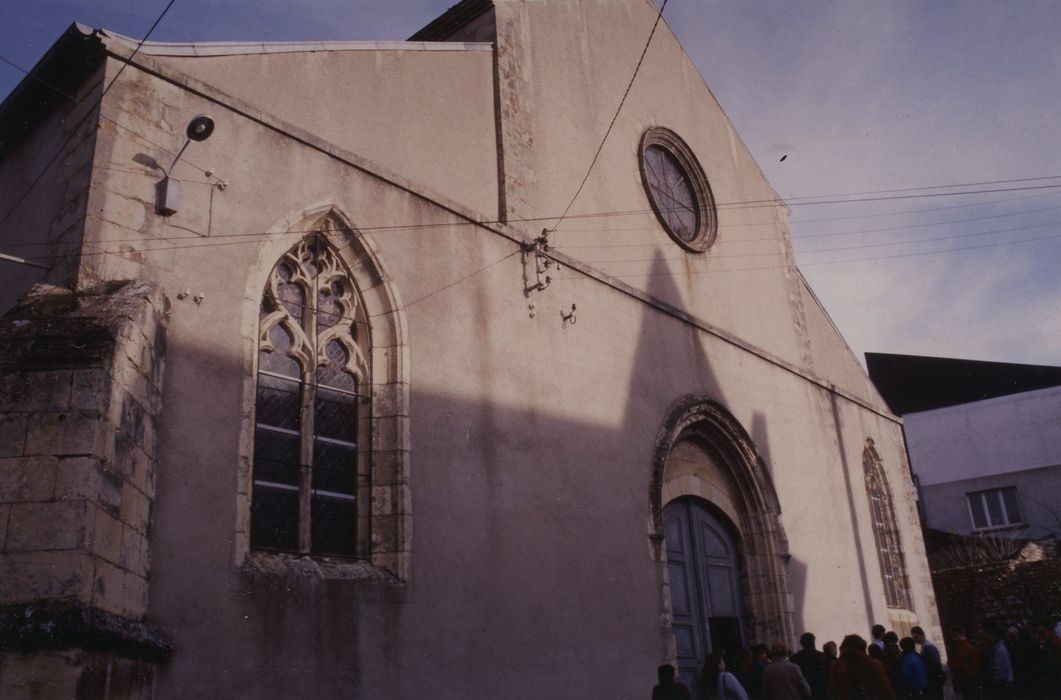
[99,30,491,57]
[0,23,107,158]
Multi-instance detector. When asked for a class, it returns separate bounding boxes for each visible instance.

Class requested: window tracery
[863,439,911,609]
[252,234,370,557]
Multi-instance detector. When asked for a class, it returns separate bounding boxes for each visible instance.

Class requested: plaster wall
[142,45,500,219]
[904,385,1061,486]
[491,0,836,386]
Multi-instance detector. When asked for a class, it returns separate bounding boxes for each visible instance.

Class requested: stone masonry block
[371,416,399,452]
[53,457,121,514]
[6,500,89,552]
[118,524,148,578]
[0,414,27,458]
[23,411,104,458]
[371,486,395,516]
[70,368,110,413]
[21,371,72,413]
[87,505,123,567]
[372,383,409,417]
[90,558,125,616]
[0,456,59,503]
[120,483,151,535]
[0,550,94,604]
[371,552,398,578]
[372,450,401,485]
[371,514,399,553]
[0,372,27,405]
[129,445,153,496]
[123,570,148,618]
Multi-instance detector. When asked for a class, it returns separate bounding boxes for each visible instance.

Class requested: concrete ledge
[0,602,173,661]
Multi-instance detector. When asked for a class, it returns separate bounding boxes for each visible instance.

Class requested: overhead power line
[549,0,669,232]
[0,0,178,229]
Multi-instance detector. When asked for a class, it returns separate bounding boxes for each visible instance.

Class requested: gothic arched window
[251,234,370,557]
[863,439,911,609]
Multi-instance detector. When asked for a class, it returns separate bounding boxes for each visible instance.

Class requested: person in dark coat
[790,633,830,700]
[897,637,928,699]
[828,634,895,700]
[910,626,944,700]
[947,626,982,700]
[653,664,694,700]
[762,645,811,700]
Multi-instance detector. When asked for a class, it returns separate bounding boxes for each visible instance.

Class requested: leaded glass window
[252,235,369,557]
[863,440,911,609]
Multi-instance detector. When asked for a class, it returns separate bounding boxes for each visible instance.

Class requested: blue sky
[2,0,1059,366]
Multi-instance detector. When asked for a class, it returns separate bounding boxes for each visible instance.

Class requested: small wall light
[156,115,215,216]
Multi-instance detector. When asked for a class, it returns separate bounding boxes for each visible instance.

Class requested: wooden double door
[663,497,745,696]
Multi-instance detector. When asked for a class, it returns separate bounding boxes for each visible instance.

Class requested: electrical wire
[0,0,179,228]
[560,219,1060,265]
[552,233,1061,280]
[549,0,668,233]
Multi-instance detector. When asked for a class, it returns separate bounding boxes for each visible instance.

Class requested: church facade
[0,1,940,697]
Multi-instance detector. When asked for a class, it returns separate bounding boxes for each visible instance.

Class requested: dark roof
[0,23,107,158]
[409,0,493,41]
[865,352,1061,415]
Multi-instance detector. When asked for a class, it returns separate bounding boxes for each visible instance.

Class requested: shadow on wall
[140,250,794,700]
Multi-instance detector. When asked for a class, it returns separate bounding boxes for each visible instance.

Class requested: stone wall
[0,280,170,697]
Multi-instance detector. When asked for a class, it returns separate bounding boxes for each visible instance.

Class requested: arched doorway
[663,497,744,692]
[649,396,795,685]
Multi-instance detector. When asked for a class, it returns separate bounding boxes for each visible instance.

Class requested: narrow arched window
[251,234,369,557]
[863,439,911,609]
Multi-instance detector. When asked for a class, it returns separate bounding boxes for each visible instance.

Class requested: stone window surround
[863,438,912,610]
[638,126,718,253]
[234,205,410,581]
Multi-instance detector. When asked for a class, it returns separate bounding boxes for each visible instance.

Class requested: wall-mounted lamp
[156,115,215,216]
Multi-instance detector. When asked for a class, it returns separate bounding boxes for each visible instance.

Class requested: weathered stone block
[69,368,109,413]
[123,571,148,618]
[118,525,148,578]
[372,450,401,485]
[21,372,72,413]
[90,559,125,616]
[6,500,88,552]
[371,486,394,515]
[373,382,409,417]
[0,550,93,604]
[370,514,399,552]
[0,456,59,503]
[53,457,120,514]
[371,416,398,452]
[87,505,123,566]
[119,483,150,535]
[0,504,8,549]
[0,373,28,406]
[0,414,27,458]
[23,412,102,458]
[129,445,153,496]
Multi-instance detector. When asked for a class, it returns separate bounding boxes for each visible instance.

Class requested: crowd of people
[651,618,1061,700]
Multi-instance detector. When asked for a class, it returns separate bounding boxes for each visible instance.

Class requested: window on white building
[967,487,1023,531]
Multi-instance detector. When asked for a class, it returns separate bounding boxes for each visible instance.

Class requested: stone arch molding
[235,203,411,580]
[650,395,795,647]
